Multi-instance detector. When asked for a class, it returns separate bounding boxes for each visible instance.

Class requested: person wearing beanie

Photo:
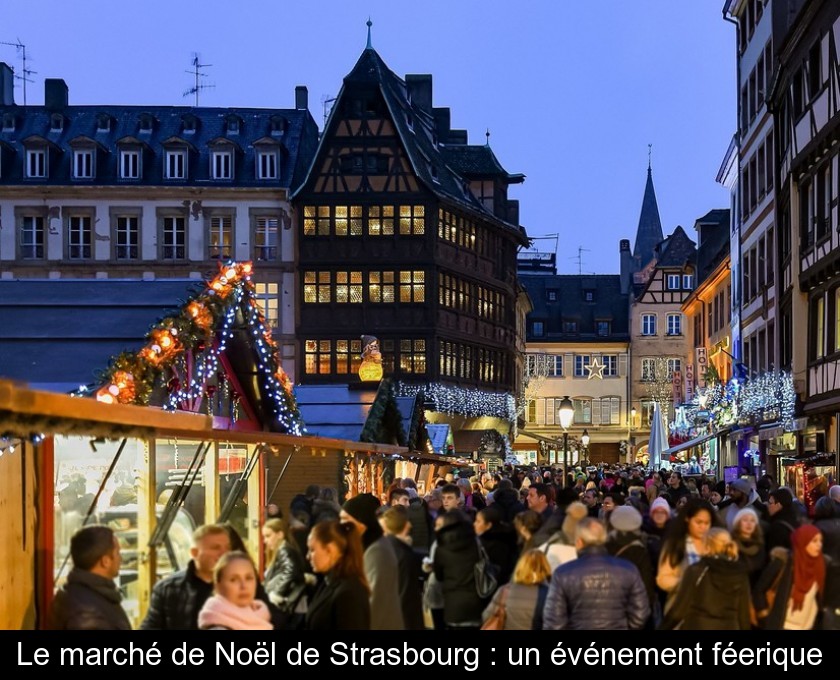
[340,493,405,630]
[642,495,673,620]
[719,478,767,531]
[829,485,840,516]
[731,506,766,589]
[608,506,656,627]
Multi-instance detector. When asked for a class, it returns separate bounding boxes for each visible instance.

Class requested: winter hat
[729,479,752,496]
[342,493,381,530]
[731,506,759,531]
[649,497,671,517]
[609,505,643,533]
[561,501,589,541]
[829,485,840,502]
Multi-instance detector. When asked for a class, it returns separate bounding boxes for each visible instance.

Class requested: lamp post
[557,396,574,487]
[581,428,590,467]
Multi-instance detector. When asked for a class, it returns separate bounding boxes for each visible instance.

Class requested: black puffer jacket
[543,545,650,630]
[139,560,212,630]
[433,519,484,626]
[491,488,524,524]
[49,568,132,630]
[479,523,519,585]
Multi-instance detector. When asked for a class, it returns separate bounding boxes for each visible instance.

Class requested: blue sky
[2,0,735,274]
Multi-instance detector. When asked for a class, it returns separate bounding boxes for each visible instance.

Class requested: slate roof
[293,48,528,245]
[633,168,665,268]
[0,102,320,189]
[440,145,523,181]
[0,279,200,392]
[521,274,630,342]
[654,225,697,268]
[693,209,730,282]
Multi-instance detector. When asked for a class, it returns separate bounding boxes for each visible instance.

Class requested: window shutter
[537,398,546,425]
[619,353,628,377]
[593,400,601,425]
[612,398,620,425]
[545,398,555,425]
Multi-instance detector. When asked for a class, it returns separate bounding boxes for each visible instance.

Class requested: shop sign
[672,369,682,404]
[685,363,694,403]
[695,347,708,388]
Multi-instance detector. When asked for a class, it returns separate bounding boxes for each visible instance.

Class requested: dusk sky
[2,1,735,274]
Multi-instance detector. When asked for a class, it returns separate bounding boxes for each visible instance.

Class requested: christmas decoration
[396,382,516,421]
[586,357,605,380]
[82,260,303,435]
[358,335,384,382]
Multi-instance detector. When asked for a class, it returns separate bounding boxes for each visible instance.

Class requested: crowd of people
[48,465,840,631]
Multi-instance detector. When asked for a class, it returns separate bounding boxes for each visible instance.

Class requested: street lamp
[557,396,574,487]
[630,406,637,429]
[581,428,590,466]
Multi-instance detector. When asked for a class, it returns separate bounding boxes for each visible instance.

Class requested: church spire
[366,18,373,49]
[632,159,664,268]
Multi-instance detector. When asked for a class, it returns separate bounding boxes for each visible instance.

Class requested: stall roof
[663,430,726,457]
[426,424,450,453]
[0,379,406,454]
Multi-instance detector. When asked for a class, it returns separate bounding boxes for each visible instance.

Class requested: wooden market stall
[0,378,405,629]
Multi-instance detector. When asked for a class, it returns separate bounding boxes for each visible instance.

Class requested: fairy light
[396,382,516,420]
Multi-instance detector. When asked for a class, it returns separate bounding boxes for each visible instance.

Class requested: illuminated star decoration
[586,358,605,380]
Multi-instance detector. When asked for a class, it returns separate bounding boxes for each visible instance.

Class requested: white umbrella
[648,402,669,470]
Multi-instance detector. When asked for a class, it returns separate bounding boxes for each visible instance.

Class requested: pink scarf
[198,595,273,630]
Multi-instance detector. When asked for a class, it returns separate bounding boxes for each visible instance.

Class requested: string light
[396,382,516,420]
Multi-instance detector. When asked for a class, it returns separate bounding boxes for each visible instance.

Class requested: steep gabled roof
[633,167,665,268]
[654,225,697,268]
[694,209,730,281]
[293,47,528,245]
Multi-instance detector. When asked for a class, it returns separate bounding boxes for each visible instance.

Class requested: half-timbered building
[773,0,840,457]
[622,167,696,456]
[291,42,528,440]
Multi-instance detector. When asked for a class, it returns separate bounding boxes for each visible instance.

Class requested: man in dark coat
[544,517,650,630]
[49,524,131,630]
[489,478,524,523]
[765,487,801,551]
[140,523,231,629]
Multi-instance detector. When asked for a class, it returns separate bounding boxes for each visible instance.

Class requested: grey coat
[365,536,405,630]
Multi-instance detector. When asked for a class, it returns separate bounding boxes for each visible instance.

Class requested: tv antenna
[569,246,591,274]
[321,94,337,126]
[183,53,214,106]
[1,39,36,106]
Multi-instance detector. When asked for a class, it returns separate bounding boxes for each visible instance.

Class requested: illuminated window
[399,205,425,235]
[303,272,317,303]
[317,206,330,235]
[369,271,395,303]
[336,339,362,374]
[304,340,332,374]
[208,215,233,259]
[303,206,316,236]
[399,270,425,302]
[368,205,394,236]
[399,339,426,374]
[335,271,363,303]
[254,282,279,327]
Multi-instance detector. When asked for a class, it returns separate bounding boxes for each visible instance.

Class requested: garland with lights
[81,261,303,436]
[396,382,516,421]
[682,370,796,434]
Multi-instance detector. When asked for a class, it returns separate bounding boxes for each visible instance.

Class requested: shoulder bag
[475,540,500,599]
[480,584,508,630]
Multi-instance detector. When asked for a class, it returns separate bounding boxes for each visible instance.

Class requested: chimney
[295,85,308,111]
[433,107,450,142]
[619,239,633,295]
[0,63,13,106]
[45,78,68,110]
[405,74,432,114]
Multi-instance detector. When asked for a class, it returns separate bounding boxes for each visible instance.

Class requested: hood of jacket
[693,557,748,595]
[436,519,477,552]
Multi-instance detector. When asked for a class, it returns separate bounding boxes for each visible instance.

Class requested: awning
[518,429,563,447]
[663,429,728,457]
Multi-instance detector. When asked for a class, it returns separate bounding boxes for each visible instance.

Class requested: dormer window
[26,148,47,178]
[181,114,198,134]
[96,114,111,132]
[120,148,141,179]
[211,149,233,180]
[138,114,155,133]
[73,149,94,179]
[269,115,286,136]
[165,149,187,179]
[257,148,278,180]
[226,116,241,134]
[547,291,557,301]
[50,114,64,132]
[2,113,14,132]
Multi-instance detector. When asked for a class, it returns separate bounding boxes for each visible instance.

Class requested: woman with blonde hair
[304,519,370,630]
[262,517,307,617]
[481,549,553,630]
[198,551,273,630]
[659,528,751,630]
